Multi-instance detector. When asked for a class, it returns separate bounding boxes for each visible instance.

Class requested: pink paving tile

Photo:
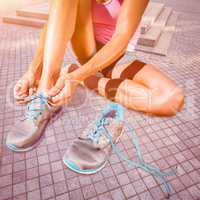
[40,174,53,187]
[82,184,97,199]
[143,175,157,189]
[132,179,148,194]
[54,181,68,196]
[13,193,26,200]
[117,172,130,186]
[67,177,81,191]
[0,164,12,175]
[51,160,63,172]
[78,175,92,187]
[27,189,41,200]
[94,180,108,194]
[26,167,39,179]
[105,176,119,190]
[52,170,65,183]
[149,186,165,200]
[13,160,26,172]
[26,178,40,192]
[26,157,38,169]
[178,189,194,200]
[179,174,194,188]
[139,191,154,200]
[90,172,104,183]
[0,186,12,200]
[69,188,84,200]
[98,192,112,200]
[13,182,26,196]
[39,163,51,175]
[0,174,12,188]
[56,193,69,200]
[122,183,137,198]
[169,178,185,193]
[187,185,200,200]
[41,185,55,199]
[13,171,26,184]
[110,188,126,200]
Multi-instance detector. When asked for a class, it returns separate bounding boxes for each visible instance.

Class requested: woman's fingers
[14,79,29,97]
[48,77,65,97]
[51,84,71,105]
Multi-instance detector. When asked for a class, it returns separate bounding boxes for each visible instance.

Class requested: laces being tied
[87,103,177,198]
[25,93,50,120]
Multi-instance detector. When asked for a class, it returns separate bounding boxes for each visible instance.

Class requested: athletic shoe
[63,103,124,174]
[6,93,61,152]
[63,102,177,197]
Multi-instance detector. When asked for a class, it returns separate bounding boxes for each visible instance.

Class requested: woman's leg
[84,60,184,116]
[70,0,96,65]
[37,0,79,93]
[110,60,184,115]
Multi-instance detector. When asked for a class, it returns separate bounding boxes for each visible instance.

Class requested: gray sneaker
[63,103,177,197]
[63,103,124,174]
[6,93,61,152]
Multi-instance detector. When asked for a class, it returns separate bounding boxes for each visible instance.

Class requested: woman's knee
[150,87,184,116]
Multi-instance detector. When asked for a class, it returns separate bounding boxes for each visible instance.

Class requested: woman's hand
[48,67,79,106]
[14,71,39,103]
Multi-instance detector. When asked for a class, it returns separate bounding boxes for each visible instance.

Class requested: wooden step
[135,12,179,56]
[141,2,165,34]
[16,9,48,20]
[3,15,46,28]
[138,7,172,47]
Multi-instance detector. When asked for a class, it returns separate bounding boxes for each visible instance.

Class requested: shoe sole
[63,157,107,175]
[6,107,62,152]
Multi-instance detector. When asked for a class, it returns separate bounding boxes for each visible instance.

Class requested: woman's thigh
[70,0,97,65]
[70,0,123,74]
[111,60,180,96]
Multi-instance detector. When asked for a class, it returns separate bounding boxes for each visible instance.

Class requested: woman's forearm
[69,34,129,82]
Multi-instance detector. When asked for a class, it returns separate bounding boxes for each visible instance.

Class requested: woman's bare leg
[84,60,184,116]
[111,61,184,115]
[37,0,79,93]
[70,0,96,65]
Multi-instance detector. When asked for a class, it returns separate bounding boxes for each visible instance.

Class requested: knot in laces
[25,93,49,120]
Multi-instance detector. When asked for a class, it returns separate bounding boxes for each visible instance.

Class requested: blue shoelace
[25,93,50,120]
[87,116,177,198]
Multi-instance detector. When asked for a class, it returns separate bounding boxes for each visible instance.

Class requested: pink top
[92,0,141,51]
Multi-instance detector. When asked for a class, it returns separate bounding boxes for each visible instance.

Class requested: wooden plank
[138,7,172,47]
[3,15,46,28]
[16,9,48,20]
[134,12,179,56]
[153,7,172,27]
[141,2,164,34]
[138,26,162,47]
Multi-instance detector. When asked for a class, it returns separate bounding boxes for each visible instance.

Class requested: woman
[6,0,184,152]
[14,0,184,115]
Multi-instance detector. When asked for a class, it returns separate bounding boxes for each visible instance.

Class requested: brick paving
[0,2,200,200]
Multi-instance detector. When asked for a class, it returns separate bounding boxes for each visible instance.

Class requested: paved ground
[0,1,200,200]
